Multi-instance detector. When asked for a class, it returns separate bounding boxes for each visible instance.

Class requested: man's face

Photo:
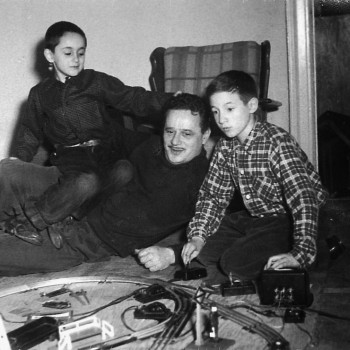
[163,109,210,165]
[45,32,86,83]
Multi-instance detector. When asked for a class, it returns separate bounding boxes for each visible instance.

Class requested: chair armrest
[259,98,282,113]
[149,47,166,92]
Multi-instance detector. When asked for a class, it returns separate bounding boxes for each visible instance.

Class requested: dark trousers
[30,146,117,228]
[198,210,292,280]
[0,217,113,276]
[0,151,132,230]
[0,159,61,222]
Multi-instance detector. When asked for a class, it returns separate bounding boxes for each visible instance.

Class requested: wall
[315,13,350,195]
[315,14,350,117]
[0,0,288,160]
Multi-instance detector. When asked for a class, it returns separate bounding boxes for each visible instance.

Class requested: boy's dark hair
[205,70,258,104]
[163,93,210,133]
[45,21,87,51]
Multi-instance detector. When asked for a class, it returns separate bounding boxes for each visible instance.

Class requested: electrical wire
[305,307,350,322]
[74,290,139,321]
[120,305,138,332]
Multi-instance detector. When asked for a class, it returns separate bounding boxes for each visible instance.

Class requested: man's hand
[181,237,205,265]
[265,253,300,270]
[136,246,175,272]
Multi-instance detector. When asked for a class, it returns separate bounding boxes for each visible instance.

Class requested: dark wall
[316,14,350,197]
[315,15,350,117]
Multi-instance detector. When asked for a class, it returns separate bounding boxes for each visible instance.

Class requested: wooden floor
[0,198,349,349]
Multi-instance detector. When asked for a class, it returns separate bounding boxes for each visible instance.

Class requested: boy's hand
[181,237,205,265]
[135,246,175,272]
[264,253,300,270]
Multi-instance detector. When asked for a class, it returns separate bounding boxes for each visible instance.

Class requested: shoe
[47,225,63,249]
[47,217,74,249]
[4,217,43,245]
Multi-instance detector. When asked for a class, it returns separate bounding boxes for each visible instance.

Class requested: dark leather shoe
[4,218,43,246]
[47,226,63,249]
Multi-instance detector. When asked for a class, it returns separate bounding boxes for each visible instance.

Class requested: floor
[0,198,349,349]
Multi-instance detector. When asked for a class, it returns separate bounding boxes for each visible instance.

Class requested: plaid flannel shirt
[187,121,328,268]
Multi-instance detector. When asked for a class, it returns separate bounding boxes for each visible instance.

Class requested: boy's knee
[0,158,26,184]
[75,173,100,197]
[220,249,263,280]
[110,160,133,186]
[0,158,18,175]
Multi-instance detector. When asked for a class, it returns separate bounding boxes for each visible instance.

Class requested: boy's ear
[44,48,54,63]
[248,97,259,113]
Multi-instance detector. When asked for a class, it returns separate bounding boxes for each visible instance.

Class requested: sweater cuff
[168,244,183,265]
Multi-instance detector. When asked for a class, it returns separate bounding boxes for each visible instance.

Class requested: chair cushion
[164,41,261,96]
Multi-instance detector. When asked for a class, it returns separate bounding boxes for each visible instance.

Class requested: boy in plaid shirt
[182,70,327,280]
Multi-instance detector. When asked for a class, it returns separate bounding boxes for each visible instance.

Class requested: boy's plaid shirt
[187,121,328,268]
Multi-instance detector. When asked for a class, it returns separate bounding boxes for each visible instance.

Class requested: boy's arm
[12,88,44,162]
[99,72,171,118]
[273,137,327,268]
[186,145,235,242]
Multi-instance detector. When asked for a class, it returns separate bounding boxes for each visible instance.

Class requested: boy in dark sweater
[7,21,171,246]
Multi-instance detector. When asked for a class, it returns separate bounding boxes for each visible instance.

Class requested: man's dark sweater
[87,136,209,257]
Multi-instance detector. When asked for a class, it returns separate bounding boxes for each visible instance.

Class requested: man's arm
[112,121,153,159]
[136,246,176,272]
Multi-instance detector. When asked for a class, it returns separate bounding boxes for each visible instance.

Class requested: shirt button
[245,194,251,200]
[260,214,264,218]
[240,169,244,175]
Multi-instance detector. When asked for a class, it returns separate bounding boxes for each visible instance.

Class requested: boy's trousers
[198,210,293,280]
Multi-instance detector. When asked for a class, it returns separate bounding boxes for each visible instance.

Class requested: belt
[61,139,101,149]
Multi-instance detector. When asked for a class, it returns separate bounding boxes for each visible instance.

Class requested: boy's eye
[182,132,192,137]
[165,130,174,135]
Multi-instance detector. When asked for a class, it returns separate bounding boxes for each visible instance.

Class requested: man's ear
[202,128,211,145]
[44,48,54,63]
[248,97,259,114]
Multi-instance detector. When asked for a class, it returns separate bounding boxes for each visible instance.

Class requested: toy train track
[0,275,289,349]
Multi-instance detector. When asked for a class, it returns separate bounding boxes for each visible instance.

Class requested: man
[0,93,211,276]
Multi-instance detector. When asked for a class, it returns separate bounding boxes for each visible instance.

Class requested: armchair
[149,40,281,122]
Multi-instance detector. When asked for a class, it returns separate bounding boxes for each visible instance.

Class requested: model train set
[0,269,319,350]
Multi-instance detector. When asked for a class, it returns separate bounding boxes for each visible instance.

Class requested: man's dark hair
[205,70,258,104]
[45,21,87,51]
[163,93,210,133]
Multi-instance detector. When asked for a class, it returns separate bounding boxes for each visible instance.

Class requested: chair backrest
[149,40,274,121]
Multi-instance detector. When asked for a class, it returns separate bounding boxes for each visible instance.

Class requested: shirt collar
[228,120,262,152]
[47,69,85,87]
[242,120,261,150]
